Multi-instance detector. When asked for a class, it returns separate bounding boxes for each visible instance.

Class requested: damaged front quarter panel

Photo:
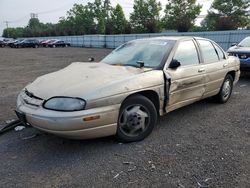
[85,70,166,115]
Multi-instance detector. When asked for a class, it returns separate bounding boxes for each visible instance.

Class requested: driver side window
[173,40,200,66]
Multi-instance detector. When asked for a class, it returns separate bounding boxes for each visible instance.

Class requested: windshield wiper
[111,63,139,68]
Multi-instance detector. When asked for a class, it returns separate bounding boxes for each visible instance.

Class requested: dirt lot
[0,47,249,188]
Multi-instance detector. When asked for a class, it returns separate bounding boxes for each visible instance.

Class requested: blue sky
[0,0,212,35]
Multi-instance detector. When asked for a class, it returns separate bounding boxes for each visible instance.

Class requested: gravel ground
[0,47,249,188]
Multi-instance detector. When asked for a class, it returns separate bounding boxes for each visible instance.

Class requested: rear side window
[198,40,219,63]
[173,40,199,66]
[214,44,225,60]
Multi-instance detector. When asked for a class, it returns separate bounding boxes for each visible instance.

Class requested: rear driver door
[196,39,228,97]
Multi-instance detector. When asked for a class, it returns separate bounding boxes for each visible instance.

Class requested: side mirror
[169,59,181,69]
[231,43,237,47]
[88,57,95,62]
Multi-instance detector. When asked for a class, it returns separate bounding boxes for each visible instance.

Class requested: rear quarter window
[213,43,226,60]
[198,40,219,63]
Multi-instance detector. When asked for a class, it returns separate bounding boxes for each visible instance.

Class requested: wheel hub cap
[119,105,149,136]
[222,79,231,99]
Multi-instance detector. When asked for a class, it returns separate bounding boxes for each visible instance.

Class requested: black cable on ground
[0,120,22,135]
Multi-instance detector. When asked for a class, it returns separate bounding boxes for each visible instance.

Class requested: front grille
[20,89,44,107]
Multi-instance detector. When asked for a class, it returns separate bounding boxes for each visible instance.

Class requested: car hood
[26,62,152,100]
[228,46,250,53]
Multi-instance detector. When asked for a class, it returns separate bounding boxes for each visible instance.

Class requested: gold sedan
[16,37,240,142]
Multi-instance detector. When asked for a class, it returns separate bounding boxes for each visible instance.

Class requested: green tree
[2,27,24,38]
[92,0,106,34]
[25,18,43,36]
[202,0,250,30]
[130,0,162,33]
[65,0,113,34]
[28,18,41,29]
[57,17,75,36]
[97,17,106,34]
[66,3,96,35]
[163,0,202,32]
[109,4,127,34]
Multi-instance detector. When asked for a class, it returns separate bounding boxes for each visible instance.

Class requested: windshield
[239,37,250,47]
[101,40,174,68]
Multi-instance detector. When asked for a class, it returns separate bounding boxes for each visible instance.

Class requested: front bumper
[240,58,250,71]
[16,94,120,139]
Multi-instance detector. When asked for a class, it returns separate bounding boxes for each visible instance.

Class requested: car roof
[132,36,209,42]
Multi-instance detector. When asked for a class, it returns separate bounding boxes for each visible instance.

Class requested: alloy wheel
[222,79,232,100]
[119,105,150,137]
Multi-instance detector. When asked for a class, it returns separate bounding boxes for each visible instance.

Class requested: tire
[215,74,233,103]
[116,94,158,143]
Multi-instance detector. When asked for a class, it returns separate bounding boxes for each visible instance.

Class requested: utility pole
[4,21,9,28]
[3,21,10,38]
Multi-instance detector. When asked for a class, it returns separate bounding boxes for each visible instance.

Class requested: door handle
[198,68,205,73]
[223,63,228,67]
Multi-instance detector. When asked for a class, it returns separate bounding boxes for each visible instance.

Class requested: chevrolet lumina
[16,37,240,142]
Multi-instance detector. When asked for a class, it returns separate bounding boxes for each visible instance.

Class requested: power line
[37,3,74,15]
[10,15,30,23]
[2,1,89,25]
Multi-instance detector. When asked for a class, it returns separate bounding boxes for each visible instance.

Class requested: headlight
[43,97,86,111]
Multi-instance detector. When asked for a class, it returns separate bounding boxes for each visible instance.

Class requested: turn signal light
[83,115,100,122]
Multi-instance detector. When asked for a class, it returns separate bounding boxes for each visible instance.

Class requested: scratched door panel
[164,40,206,112]
[166,64,205,110]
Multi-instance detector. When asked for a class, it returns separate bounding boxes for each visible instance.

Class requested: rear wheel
[215,74,233,103]
[116,95,157,142]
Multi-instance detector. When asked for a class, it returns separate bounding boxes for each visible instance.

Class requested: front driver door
[164,39,206,112]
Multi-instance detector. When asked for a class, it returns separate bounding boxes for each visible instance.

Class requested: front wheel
[215,74,233,103]
[116,95,157,142]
